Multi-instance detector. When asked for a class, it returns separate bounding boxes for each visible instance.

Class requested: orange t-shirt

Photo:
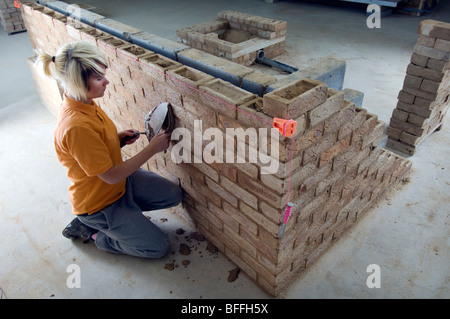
[54,95,126,215]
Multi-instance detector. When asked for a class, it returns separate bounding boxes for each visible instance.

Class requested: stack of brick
[177,10,286,66]
[0,0,28,34]
[387,19,450,156]
[21,1,412,296]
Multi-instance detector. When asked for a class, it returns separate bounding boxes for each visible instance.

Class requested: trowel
[144,102,175,141]
[120,102,175,147]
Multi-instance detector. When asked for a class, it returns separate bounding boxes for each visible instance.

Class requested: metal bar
[255,50,299,74]
[338,0,402,7]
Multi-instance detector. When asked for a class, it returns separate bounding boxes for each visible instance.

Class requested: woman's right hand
[148,131,171,154]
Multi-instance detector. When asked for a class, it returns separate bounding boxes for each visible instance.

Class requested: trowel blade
[148,102,168,135]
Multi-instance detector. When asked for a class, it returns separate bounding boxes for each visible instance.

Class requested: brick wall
[387,20,450,156]
[21,1,411,296]
[0,0,28,34]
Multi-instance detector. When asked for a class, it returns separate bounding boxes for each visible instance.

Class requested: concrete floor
[0,0,449,299]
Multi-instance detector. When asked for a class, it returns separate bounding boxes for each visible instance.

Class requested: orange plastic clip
[14,1,21,8]
[273,118,296,137]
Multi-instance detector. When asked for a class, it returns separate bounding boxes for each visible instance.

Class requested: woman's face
[86,65,109,101]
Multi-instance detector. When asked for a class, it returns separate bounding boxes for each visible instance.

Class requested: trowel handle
[120,132,145,147]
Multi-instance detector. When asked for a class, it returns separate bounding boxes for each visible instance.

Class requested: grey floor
[0,0,449,299]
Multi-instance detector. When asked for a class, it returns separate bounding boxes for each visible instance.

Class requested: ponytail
[34,48,54,77]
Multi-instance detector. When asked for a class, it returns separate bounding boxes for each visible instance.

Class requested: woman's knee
[171,185,184,206]
[140,236,170,259]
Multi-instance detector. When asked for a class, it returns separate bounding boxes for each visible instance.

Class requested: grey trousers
[78,168,183,259]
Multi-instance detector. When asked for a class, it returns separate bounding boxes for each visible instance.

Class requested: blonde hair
[35,41,108,101]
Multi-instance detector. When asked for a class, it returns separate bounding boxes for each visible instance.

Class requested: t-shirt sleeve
[64,126,113,177]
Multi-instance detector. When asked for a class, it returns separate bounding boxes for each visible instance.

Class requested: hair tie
[67,48,73,59]
[52,56,55,63]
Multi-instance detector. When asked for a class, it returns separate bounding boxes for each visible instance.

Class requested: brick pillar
[386,20,450,155]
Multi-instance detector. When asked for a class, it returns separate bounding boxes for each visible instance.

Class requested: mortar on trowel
[120,102,175,147]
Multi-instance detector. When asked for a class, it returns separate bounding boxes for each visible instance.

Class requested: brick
[304,160,333,190]
[205,176,238,207]
[413,44,450,61]
[260,172,288,195]
[316,162,346,195]
[399,131,421,146]
[324,101,356,134]
[66,21,84,40]
[413,96,434,109]
[338,107,367,141]
[389,117,424,137]
[79,24,108,45]
[238,172,283,208]
[303,132,337,165]
[404,74,423,89]
[407,63,444,82]
[417,35,436,47]
[239,201,279,236]
[210,223,241,255]
[235,98,272,129]
[426,58,449,71]
[263,78,328,119]
[434,38,450,52]
[398,90,416,104]
[354,146,382,175]
[221,176,258,207]
[199,78,257,118]
[182,95,217,128]
[166,65,214,98]
[407,113,428,127]
[240,226,278,263]
[299,191,329,222]
[319,135,351,167]
[308,89,344,127]
[420,78,441,93]
[362,120,384,148]
[97,35,129,58]
[386,138,416,156]
[207,202,240,233]
[411,53,429,67]
[386,126,402,140]
[139,53,181,82]
[396,100,431,118]
[117,45,152,65]
[392,108,409,122]
[417,20,450,42]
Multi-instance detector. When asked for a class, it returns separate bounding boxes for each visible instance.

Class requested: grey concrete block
[76,9,103,26]
[315,59,346,90]
[177,49,253,86]
[95,18,141,42]
[344,88,365,107]
[45,1,105,26]
[242,72,277,97]
[44,1,71,15]
[130,31,190,61]
[265,57,346,94]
